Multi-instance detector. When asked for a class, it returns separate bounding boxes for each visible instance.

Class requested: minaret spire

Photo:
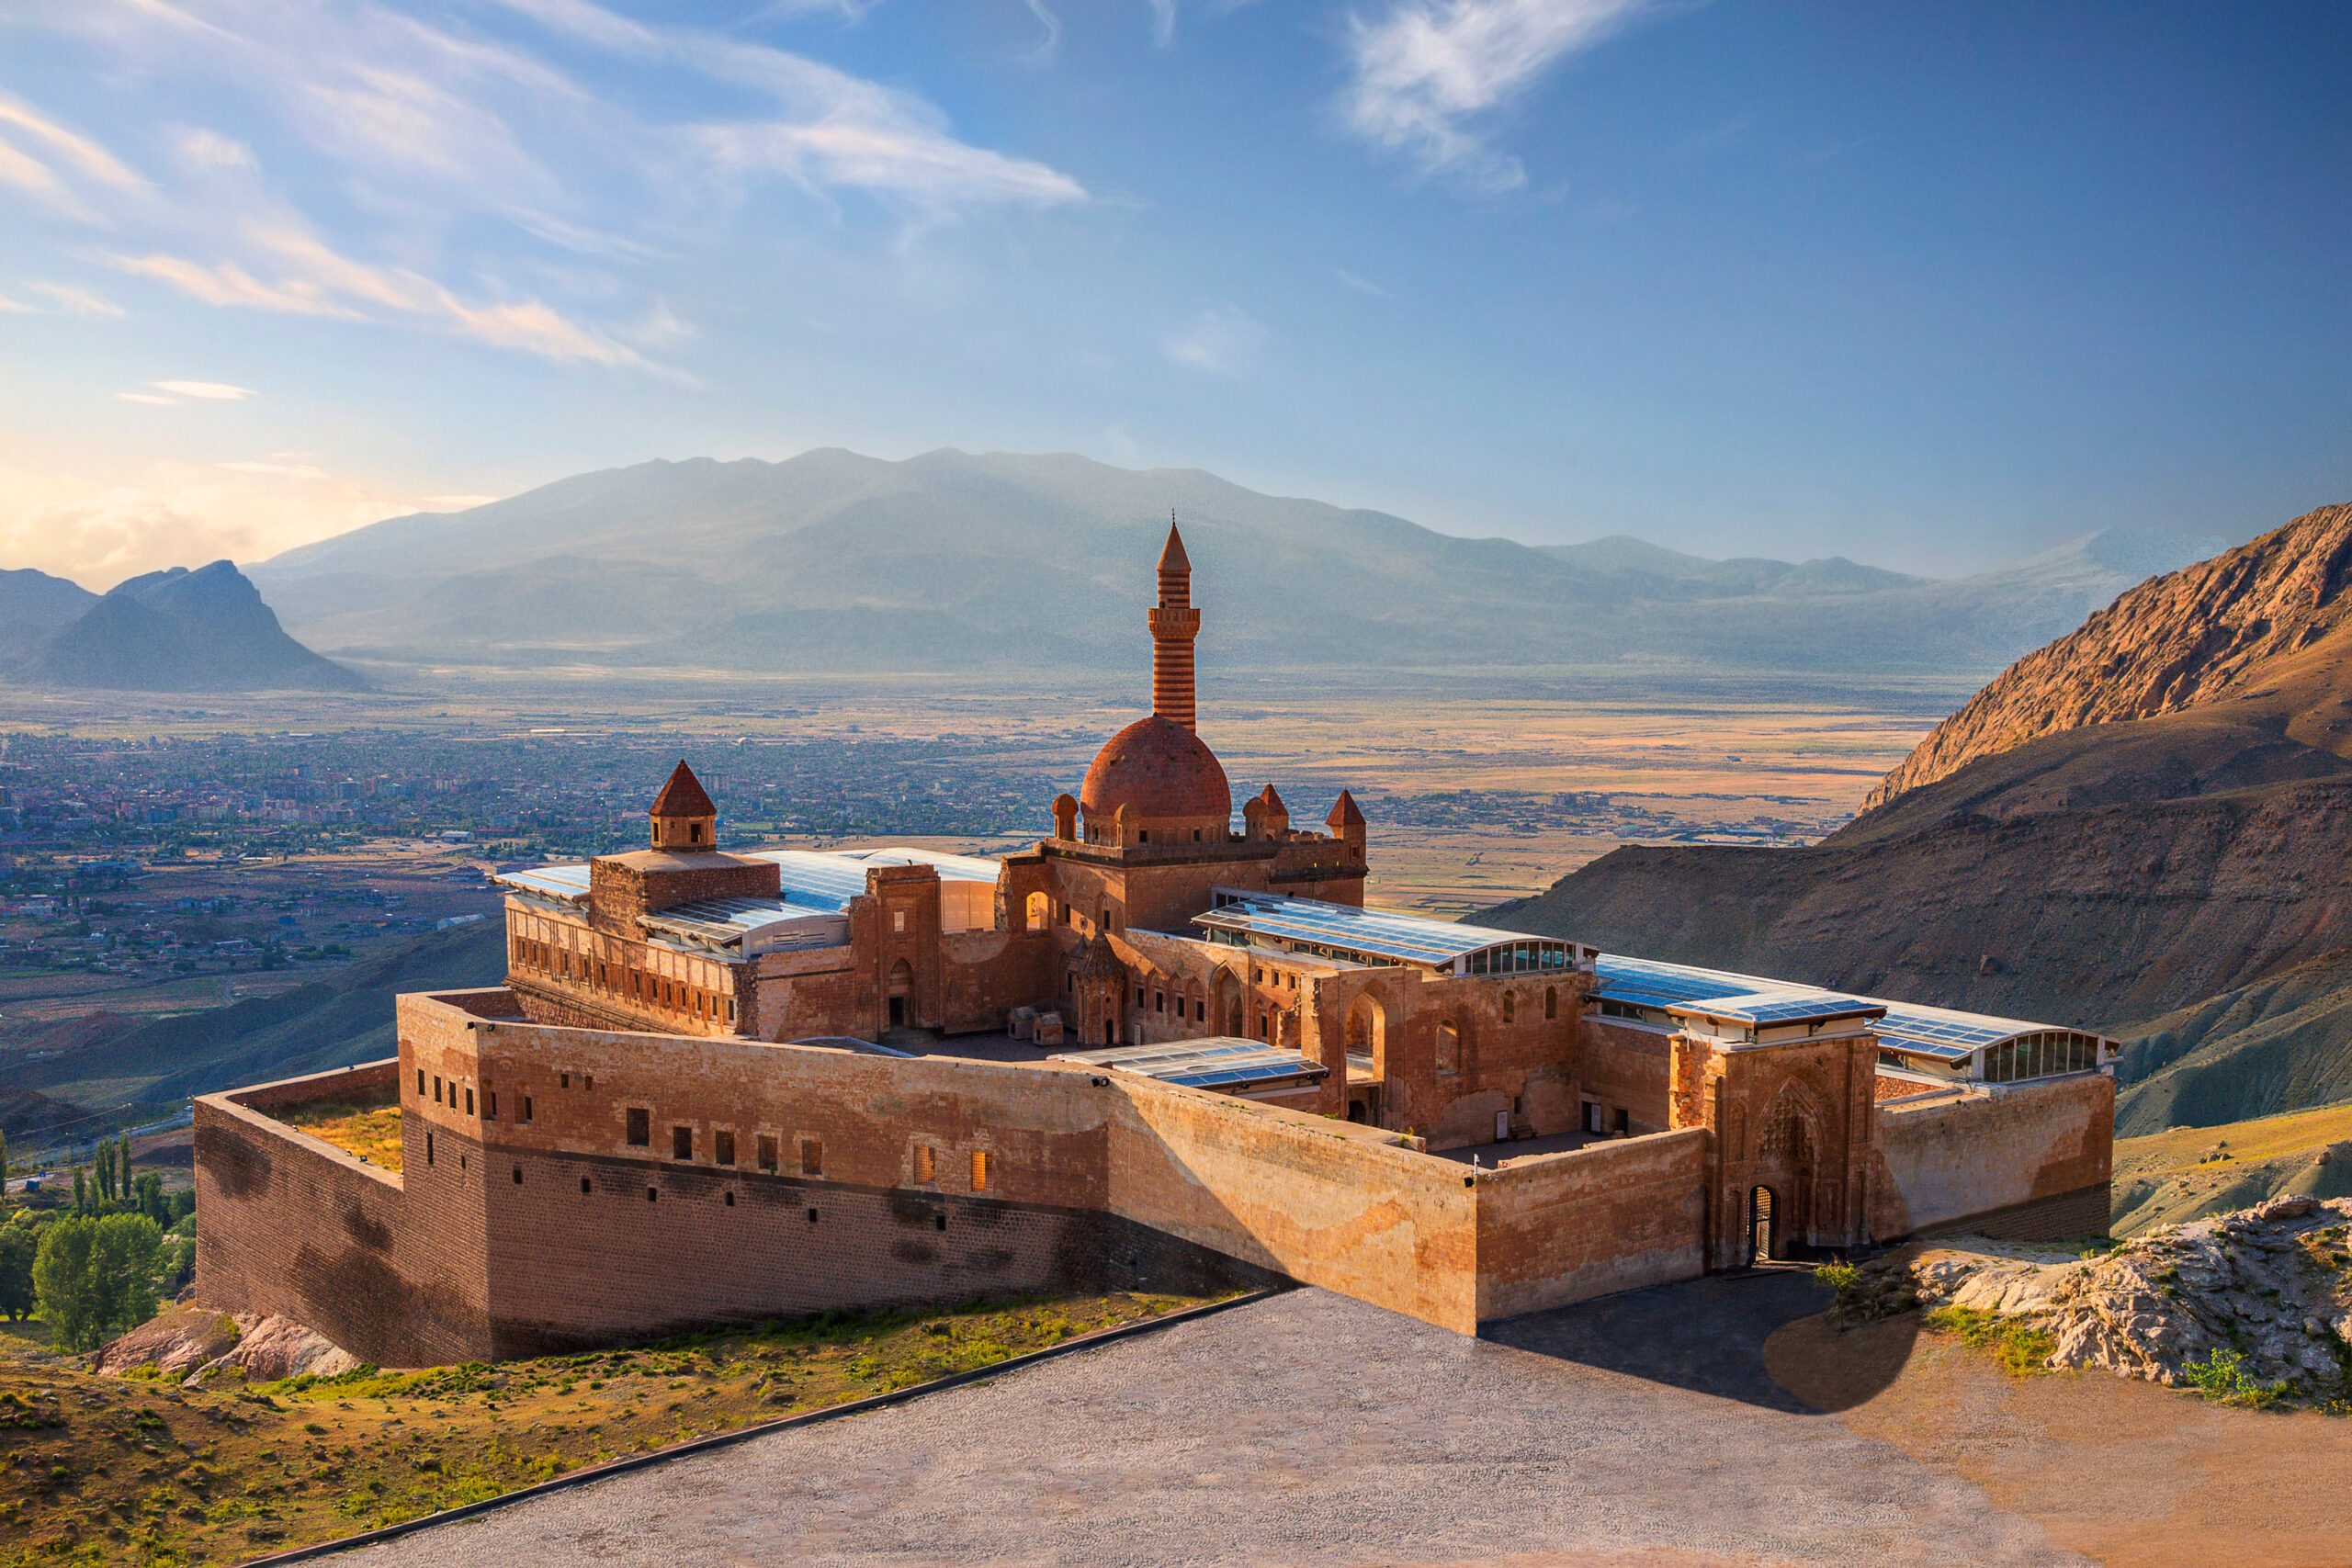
[1149,513,1202,731]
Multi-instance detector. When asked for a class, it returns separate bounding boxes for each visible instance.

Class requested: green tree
[71,1166,86,1217]
[96,1147,113,1207]
[0,1126,10,1186]
[32,1217,98,1349]
[133,1172,166,1226]
[32,1213,163,1350]
[0,1226,33,1320]
[118,1134,133,1205]
[91,1213,162,1336]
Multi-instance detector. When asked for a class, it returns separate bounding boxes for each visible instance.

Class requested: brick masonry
[198,987,2120,1365]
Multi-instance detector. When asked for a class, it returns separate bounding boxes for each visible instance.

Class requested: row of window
[421,1066,534,1124]
[616,1110,994,1191]
[513,935,738,1024]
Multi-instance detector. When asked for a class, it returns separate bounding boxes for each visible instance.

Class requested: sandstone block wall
[196,1062,491,1369]
[1871,1072,2114,1240]
[1472,1130,1708,1320]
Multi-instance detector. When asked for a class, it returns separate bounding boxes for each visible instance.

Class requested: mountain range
[3,561,364,693]
[248,449,2222,678]
[1494,501,2352,1135]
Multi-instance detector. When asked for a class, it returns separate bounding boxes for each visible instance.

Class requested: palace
[194,526,2119,1365]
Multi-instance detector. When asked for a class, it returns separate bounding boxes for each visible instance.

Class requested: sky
[2,0,2347,589]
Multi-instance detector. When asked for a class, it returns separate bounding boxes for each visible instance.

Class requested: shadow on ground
[1480,1269,1913,1412]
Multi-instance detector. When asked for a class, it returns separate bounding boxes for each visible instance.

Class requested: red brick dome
[1080,716,1231,825]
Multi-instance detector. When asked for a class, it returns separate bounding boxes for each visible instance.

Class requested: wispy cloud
[1342,0,1655,192]
[1338,267,1388,297]
[154,379,256,400]
[0,288,35,313]
[1146,0,1179,47]
[116,391,178,405]
[1166,303,1267,375]
[1,0,1086,369]
[28,280,126,318]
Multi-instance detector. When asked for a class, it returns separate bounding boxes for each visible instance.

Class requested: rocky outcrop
[1865,502,2352,809]
[1840,1196,2352,1406]
[90,1304,362,1385]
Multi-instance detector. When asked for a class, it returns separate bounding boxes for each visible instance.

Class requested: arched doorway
[1212,969,1243,1035]
[1749,1185,1777,1264]
[886,958,912,1029]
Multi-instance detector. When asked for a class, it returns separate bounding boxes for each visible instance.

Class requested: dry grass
[2110,1099,2352,1235]
[0,1290,1221,1566]
[275,1096,404,1173]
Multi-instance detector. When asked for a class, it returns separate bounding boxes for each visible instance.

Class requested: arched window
[1502,993,1516,1022]
[1544,987,1557,1020]
[1435,1021,1460,1076]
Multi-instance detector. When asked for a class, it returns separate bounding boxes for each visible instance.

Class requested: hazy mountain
[0,567,99,659]
[16,560,366,692]
[1490,500,2352,1134]
[249,449,2218,677]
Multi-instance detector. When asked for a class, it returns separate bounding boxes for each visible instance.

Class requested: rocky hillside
[14,561,365,692]
[1497,500,2352,1132]
[1838,1195,2352,1409]
[1865,502,2352,809]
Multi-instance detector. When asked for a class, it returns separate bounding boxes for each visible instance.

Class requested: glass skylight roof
[1668,990,1885,1026]
[1591,953,2110,1064]
[493,863,591,902]
[1194,893,1588,973]
[1053,1037,1329,1091]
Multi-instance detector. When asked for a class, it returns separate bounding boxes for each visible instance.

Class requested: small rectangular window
[584,1074,594,1090]
[758,1134,777,1172]
[716,1130,736,1167]
[1155,990,1164,1013]
[627,1108,650,1146]
[425,1131,435,1166]
[485,1090,496,1120]
[970,1150,990,1192]
[914,1145,935,1182]
[415,1067,425,1096]
[892,908,907,933]
[522,1095,534,1124]
[560,1072,570,1089]
[673,1125,693,1161]
[801,1138,822,1177]
[465,1087,475,1115]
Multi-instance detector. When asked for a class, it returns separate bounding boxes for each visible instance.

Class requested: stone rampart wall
[1472,1130,1709,1320]
[1871,1072,2114,1240]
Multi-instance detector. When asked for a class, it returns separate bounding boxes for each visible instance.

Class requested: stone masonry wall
[1871,1072,2114,1240]
[196,1063,491,1368]
[1472,1130,1709,1320]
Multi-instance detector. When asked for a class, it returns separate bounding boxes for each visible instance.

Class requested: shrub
[2178,1348,2287,1410]
[1924,1304,2057,1376]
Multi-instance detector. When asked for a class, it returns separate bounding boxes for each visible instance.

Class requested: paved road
[347,1277,2089,1568]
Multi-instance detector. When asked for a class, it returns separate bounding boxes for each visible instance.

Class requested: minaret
[1149,513,1202,731]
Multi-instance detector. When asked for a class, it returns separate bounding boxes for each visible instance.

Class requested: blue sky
[2,0,2347,587]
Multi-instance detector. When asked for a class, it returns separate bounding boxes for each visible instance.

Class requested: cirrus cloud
[1343,0,1658,192]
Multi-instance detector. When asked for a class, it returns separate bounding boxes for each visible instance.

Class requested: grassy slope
[2111,1099,2352,1235]
[0,1291,1221,1567]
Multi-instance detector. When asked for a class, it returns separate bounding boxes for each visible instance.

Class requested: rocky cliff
[1865,502,2352,809]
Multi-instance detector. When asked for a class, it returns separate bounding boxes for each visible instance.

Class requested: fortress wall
[195,1062,492,1368]
[390,993,1268,1355]
[1472,1130,1709,1321]
[1104,1077,1480,1332]
[1871,1072,2114,1241]
[1578,1019,1676,1134]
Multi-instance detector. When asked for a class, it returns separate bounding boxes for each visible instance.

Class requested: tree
[90,1213,162,1337]
[71,1167,86,1217]
[0,1226,34,1321]
[32,1217,97,1349]
[96,1147,113,1207]
[118,1134,133,1203]
[133,1172,167,1226]
[32,1213,163,1351]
